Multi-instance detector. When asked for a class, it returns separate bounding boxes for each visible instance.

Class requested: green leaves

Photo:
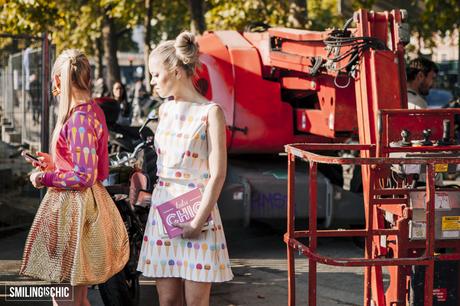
[0,0,59,35]
[204,0,351,32]
[3,0,457,58]
[1,0,348,51]
[0,0,142,54]
[307,0,343,31]
[205,0,289,31]
[149,0,190,44]
[420,0,459,34]
[401,0,459,51]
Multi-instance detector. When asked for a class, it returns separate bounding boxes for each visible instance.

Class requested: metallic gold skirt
[20,181,129,286]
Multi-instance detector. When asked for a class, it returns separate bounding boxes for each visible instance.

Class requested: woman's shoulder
[192,99,218,109]
[201,101,222,112]
[158,100,172,115]
[66,102,100,128]
[199,101,224,126]
[189,101,220,118]
[70,100,96,114]
[206,102,224,118]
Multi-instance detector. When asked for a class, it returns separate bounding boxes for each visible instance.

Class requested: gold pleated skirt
[20,181,129,286]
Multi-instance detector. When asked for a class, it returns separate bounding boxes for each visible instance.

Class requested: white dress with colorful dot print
[137,100,233,283]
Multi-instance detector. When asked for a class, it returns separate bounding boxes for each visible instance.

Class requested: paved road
[0,221,368,306]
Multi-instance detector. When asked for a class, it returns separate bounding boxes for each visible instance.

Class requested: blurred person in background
[110,81,132,126]
[28,73,41,125]
[131,79,147,126]
[406,57,439,109]
[93,78,120,128]
[92,77,107,98]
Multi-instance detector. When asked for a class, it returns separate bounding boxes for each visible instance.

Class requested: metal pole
[40,32,50,200]
[1,67,4,120]
[21,49,26,143]
[7,56,13,123]
[40,32,50,154]
[457,31,460,96]
[308,161,318,306]
[287,152,296,306]
[423,164,435,306]
[364,167,374,306]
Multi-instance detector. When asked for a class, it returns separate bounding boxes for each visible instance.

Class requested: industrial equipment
[194,8,459,305]
[280,9,460,306]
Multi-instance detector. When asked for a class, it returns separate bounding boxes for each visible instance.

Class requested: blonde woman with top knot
[137,32,233,306]
[20,49,129,306]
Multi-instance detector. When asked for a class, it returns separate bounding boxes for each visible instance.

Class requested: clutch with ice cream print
[156,188,213,239]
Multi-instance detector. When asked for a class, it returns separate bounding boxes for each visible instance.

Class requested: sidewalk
[0,230,156,306]
[0,222,367,306]
[0,157,368,306]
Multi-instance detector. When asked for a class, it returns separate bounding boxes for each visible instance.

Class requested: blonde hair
[50,49,91,157]
[149,31,201,77]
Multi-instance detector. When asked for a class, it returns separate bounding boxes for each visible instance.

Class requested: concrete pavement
[0,221,369,306]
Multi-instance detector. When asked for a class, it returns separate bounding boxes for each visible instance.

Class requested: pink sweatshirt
[42,100,109,189]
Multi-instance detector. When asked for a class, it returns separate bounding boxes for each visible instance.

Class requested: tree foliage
[307,0,344,31]
[149,0,190,45]
[364,0,459,50]
[2,0,458,50]
[418,0,459,39]
[0,0,58,35]
[0,0,142,54]
[204,0,350,32]
[0,0,144,88]
[205,0,290,31]
[2,0,458,86]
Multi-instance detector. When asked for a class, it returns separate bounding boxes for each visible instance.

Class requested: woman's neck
[71,93,91,107]
[173,79,205,103]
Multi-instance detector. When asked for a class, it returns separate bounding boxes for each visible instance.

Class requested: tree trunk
[94,37,104,80]
[102,15,121,92]
[144,0,153,93]
[288,0,307,29]
[457,28,460,96]
[188,0,206,34]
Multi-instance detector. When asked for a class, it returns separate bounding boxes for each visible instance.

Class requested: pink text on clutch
[165,199,201,226]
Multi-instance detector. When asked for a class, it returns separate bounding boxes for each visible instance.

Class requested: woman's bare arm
[177,104,227,238]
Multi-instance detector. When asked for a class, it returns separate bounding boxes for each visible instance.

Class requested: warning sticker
[442,216,460,231]
[435,164,448,172]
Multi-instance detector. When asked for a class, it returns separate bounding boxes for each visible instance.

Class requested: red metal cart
[285,109,460,306]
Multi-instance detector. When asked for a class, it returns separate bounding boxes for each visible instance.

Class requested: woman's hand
[35,152,54,171]
[29,171,45,189]
[173,221,202,239]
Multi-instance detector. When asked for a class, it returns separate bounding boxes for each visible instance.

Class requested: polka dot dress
[137,101,233,283]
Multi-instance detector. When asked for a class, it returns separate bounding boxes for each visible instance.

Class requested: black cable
[323,30,387,81]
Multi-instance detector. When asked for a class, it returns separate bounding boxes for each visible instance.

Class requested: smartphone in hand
[21,151,46,169]
[22,151,40,162]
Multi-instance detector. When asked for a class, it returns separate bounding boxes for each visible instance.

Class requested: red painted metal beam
[287,153,296,306]
[285,237,433,267]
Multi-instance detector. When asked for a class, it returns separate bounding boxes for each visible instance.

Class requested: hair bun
[174,31,199,66]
